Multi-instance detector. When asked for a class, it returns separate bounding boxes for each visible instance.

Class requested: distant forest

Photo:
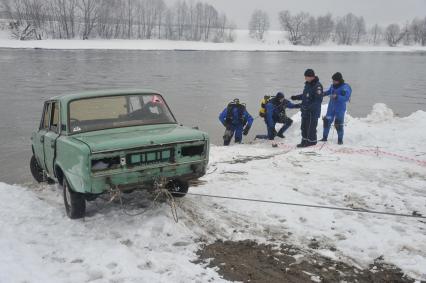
[1,0,425,47]
[0,0,236,42]
[249,10,426,47]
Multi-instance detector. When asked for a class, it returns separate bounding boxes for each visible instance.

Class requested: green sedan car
[30,90,209,219]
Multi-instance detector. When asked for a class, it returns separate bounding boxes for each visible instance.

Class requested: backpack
[259,95,272,118]
[225,101,246,125]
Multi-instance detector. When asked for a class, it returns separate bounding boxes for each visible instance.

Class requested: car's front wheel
[62,177,86,219]
[167,180,189,198]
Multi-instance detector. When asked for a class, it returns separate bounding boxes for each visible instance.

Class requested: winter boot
[296,141,307,148]
[223,129,233,146]
[306,141,317,147]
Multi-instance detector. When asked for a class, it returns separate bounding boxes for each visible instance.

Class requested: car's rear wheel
[30,155,45,183]
[63,177,86,219]
[167,180,189,198]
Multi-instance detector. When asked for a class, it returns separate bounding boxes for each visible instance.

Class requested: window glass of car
[41,103,51,130]
[50,102,60,133]
[128,96,142,112]
[69,94,176,133]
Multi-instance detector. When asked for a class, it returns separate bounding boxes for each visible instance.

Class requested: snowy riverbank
[1,30,426,52]
[1,103,425,282]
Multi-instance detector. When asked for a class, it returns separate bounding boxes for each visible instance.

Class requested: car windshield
[69,94,176,134]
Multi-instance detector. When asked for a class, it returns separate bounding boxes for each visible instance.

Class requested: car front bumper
[89,159,207,194]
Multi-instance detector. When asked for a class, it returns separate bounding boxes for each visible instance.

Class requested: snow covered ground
[0,29,426,52]
[1,103,426,282]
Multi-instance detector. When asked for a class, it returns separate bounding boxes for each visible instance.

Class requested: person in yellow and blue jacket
[264,92,300,140]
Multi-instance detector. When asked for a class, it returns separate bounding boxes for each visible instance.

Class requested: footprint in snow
[137,261,153,270]
[120,239,133,247]
[106,262,118,270]
[86,270,104,282]
[172,241,191,247]
[50,256,66,263]
[110,231,122,239]
[334,233,347,241]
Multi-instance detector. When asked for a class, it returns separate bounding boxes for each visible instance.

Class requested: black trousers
[301,112,318,144]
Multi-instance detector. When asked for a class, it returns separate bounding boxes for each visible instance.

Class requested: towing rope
[102,181,179,221]
[174,192,426,220]
[98,188,426,221]
[152,188,179,223]
[152,177,179,223]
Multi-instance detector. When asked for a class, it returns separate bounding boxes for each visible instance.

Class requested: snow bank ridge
[362,103,395,123]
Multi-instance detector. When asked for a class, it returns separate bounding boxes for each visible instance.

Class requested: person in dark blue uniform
[321,72,352,145]
[291,69,324,148]
[219,99,254,146]
[264,92,300,140]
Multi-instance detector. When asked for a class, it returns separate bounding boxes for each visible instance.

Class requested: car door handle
[40,136,44,143]
[50,140,55,148]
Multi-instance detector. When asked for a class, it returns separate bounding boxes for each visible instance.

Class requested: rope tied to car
[152,177,179,223]
[103,182,179,221]
[104,184,179,223]
[104,177,180,220]
[171,191,426,220]
[103,186,148,217]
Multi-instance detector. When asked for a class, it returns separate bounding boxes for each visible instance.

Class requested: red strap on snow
[275,142,426,167]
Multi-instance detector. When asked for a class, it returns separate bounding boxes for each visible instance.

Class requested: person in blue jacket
[321,72,352,145]
[264,92,300,140]
[219,99,254,146]
[291,69,324,147]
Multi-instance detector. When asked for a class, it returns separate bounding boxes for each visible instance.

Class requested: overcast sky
[165,0,426,29]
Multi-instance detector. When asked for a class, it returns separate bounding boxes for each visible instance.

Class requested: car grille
[181,144,205,157]
[126,148,174,167]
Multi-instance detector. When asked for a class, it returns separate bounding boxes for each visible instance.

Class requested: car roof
[50,89,161,103]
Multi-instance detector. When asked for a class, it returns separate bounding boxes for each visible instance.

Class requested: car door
[43,101,60,177]
[33,102,51,171]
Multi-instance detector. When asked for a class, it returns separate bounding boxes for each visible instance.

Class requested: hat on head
[332,72,343,82]
[304,69,315,77]
[276,92,284,99]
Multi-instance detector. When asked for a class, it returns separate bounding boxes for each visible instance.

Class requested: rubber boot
[297,141,307,148]
[223,129,233,146]
[277,130,285,138]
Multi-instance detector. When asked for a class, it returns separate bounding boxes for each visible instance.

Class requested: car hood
[71,124,207,153]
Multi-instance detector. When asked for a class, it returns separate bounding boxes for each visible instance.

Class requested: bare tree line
[2,0,426,47]
[249,9,426,47]
[1,0,236,42]
[248,9,269,41]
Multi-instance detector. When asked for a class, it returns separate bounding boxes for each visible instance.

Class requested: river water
[0,49,425,184]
